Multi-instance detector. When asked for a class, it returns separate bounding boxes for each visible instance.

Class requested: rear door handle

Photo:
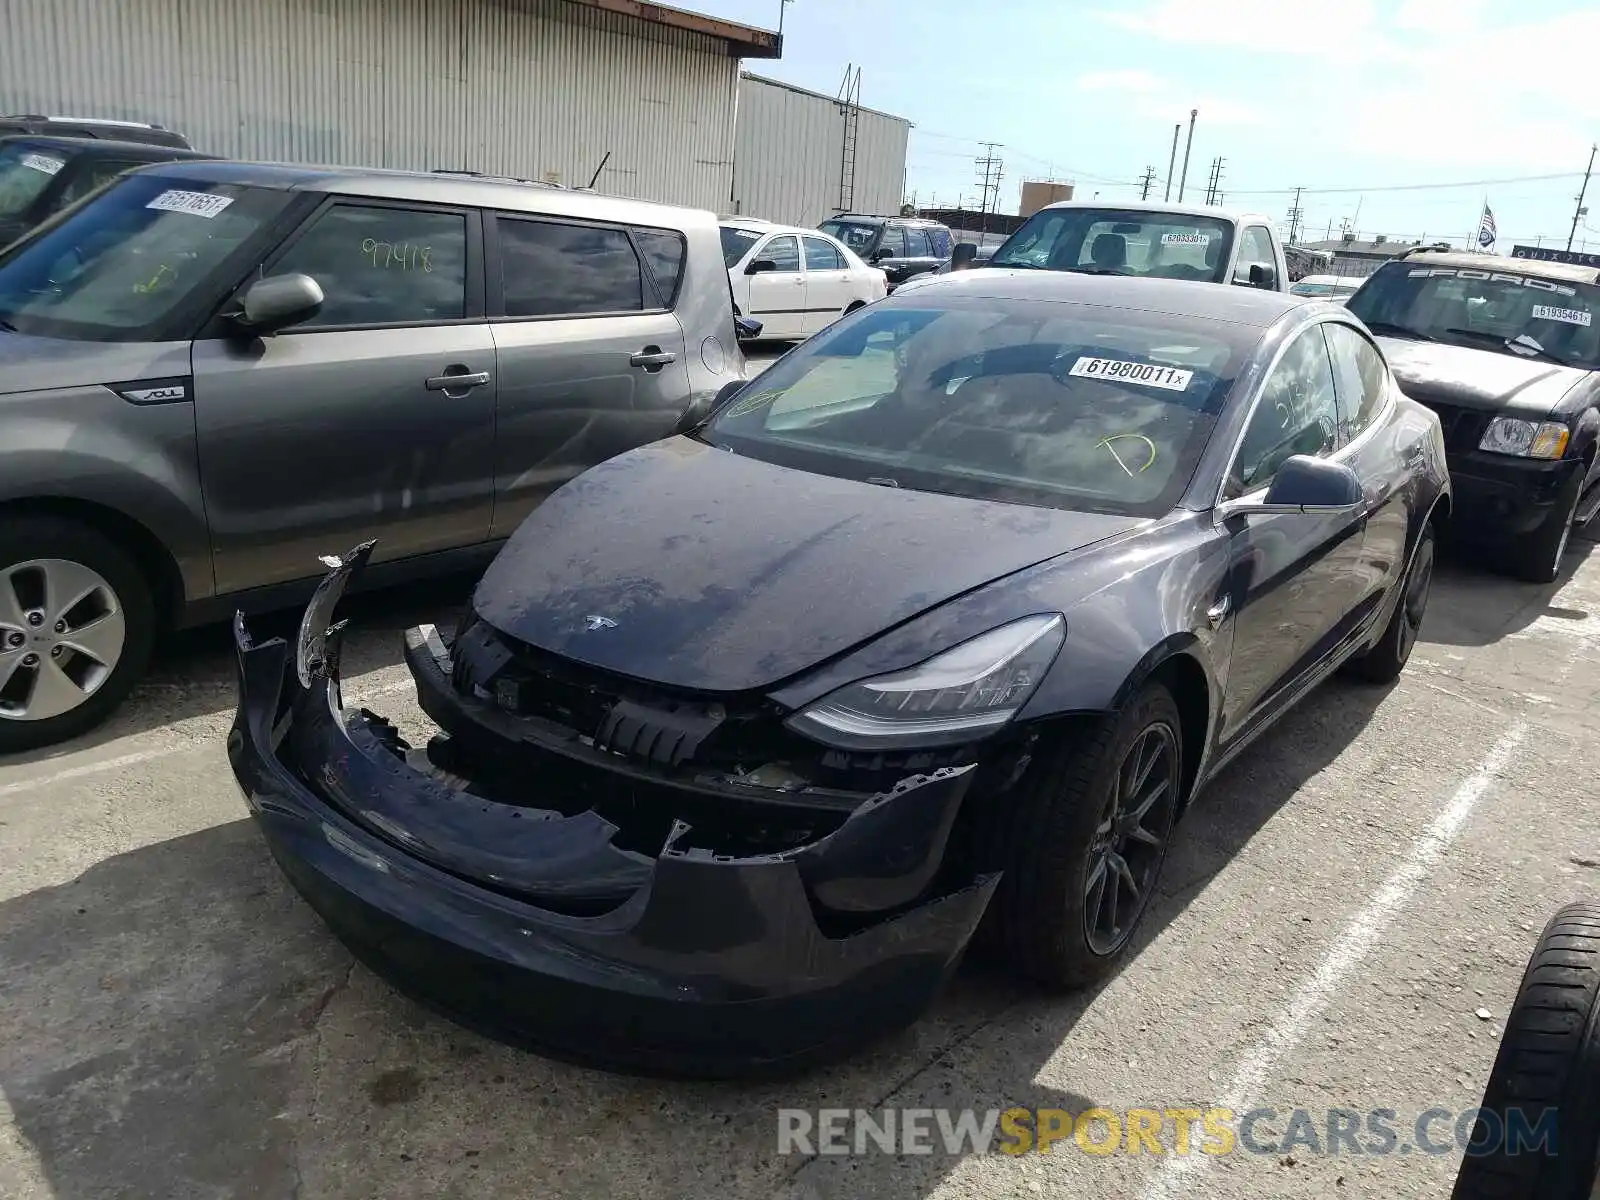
[425,369,491,392]
[629,347,678,371]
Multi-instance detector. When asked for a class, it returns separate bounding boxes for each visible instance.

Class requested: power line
[1224,171,1584,197]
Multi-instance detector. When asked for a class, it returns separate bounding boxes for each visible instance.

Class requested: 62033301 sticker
[1531,304,1592,327]
[1160,232,1210,245]
[1068,356,1194,391]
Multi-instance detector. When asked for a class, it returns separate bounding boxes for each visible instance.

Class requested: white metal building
[0,0,780,212]
[731,73,910,227]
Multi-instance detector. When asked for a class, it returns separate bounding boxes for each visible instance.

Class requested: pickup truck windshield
[0,173,291,341]
[1347,262,1600,370]
[0,142,69,218]
[990,209,1236,282]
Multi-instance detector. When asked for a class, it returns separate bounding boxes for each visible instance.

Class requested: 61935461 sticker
[1069,356,1194,392]
[1531,304,1592,327]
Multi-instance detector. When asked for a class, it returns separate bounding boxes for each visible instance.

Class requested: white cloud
[1074,69,1267,128]
[1077,69,1166,94]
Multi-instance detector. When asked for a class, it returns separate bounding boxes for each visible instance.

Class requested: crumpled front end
[228,543,998,1079]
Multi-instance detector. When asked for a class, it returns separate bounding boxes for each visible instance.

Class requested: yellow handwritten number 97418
[361,238,435,271]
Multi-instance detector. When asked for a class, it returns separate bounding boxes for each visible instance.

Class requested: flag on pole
[1476,202,1497,250]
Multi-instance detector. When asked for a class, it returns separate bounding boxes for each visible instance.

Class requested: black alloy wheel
[1348,524,1435,684]
[1083,722,1179,956]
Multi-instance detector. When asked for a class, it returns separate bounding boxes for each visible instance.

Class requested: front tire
[976,682,1183,989]
[0,517,155,754]
[1348,524,1435,684]
[1451,902,1600,1200]
[1505,472,1580,584]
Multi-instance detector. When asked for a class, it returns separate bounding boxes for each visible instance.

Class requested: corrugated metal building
[730,73,910,227]
[0,0,779,212]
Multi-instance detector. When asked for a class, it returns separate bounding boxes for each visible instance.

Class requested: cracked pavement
[4,422,1600,1195]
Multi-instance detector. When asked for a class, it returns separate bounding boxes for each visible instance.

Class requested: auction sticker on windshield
[1161,232,1210,246]
[145,190,234,219]
[20,153,64,176]
[1532,304,1592,327]
[1069,356,1194,391]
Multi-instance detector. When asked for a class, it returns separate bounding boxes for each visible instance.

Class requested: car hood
[1377,335,1587,417]
[0,328,191,395]
[472,437,1147,693]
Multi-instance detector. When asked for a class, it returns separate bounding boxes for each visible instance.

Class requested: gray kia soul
[0,160,749,752]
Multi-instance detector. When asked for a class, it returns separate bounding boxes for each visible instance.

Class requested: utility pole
[1568,143,1596,252]
[974,143,1004,243]
[1286,186,1304,245]
[1164,123,1180,202]
[1202,156,1225,205]
[1177,108,1198,202]
[1139,165,1157,200]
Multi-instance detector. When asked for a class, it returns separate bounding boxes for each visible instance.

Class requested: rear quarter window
[633,227,686,307]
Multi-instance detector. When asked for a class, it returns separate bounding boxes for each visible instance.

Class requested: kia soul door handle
[425,367,491,392]
[630,346,678,370]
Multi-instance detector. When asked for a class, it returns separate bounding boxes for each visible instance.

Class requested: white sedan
[722,219,887,341]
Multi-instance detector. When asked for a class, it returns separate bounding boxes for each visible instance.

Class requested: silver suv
[0,160,748,752]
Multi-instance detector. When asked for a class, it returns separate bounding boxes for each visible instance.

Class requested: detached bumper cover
[227,544,998,1077]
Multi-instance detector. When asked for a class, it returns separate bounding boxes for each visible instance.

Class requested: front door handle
[1206,595,1231,629]
[425,368,491,392]
[629,347,678,371]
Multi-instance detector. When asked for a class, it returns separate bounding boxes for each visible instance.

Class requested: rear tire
[1505,472,1580,584]
[975,682,1182,990]
[1450,902,1600,1200]
[0,517,155,755]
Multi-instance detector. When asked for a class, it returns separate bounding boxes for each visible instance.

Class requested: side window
[902,227,932,257]
[927,227,952,257]
[1234,226,1275,281]
[496,218,643,317]
[802,236,844,271]
[882,227,911,257]
[1323,322,1390,442]
[1228,326,1340,497]
[633,227,686,307]
[270,203,468,328]
[763,234,801,272]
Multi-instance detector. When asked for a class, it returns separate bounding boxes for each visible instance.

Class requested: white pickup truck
[910,199,1294,294]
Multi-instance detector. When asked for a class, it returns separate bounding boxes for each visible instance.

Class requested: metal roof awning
[563,0,782,57]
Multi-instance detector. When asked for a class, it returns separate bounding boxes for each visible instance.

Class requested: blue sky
[704,0,1600,250]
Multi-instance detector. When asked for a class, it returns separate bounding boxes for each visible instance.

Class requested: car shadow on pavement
[1422,538,1597,648]
[0,573,479,771]
[0,678,1394,1200]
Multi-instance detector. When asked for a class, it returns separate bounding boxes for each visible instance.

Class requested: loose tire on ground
[974,681,1183,990]
[1450,902,1600,1200]
[0,516,156,754]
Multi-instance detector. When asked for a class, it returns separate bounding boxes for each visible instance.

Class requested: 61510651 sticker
[1531,304,1592,327]
[20,153,64,176]
[145,189,234,219]
[1069,356,1194,391]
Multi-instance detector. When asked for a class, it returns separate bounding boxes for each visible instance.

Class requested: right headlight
[1478,416,1570,460]
[784,614,1066,751]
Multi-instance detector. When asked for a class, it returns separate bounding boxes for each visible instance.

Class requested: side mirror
[1219,455,1364,519]
[676,379,745,435]
[1249,262,1278,291]
[951,242,978,269]
[745,258,778,276]
[235,273,323,335]
[871,246,896,262]
[734,314,763,340]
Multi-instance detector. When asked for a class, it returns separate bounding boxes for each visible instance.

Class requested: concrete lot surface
[4,356,1600,1196]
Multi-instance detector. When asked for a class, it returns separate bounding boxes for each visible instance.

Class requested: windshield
[989,208,1236,282]
[819,220,880,253]
[720,225,762,268]
[0,142,71,218]
[0,173,291,340]
[701,298,1250,517]
[1347,262,1600,369]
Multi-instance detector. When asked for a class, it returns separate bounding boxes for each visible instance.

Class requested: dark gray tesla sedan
[228,271,1450,1078]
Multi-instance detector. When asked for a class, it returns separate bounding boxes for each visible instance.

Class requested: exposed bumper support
[227,544,999,1078]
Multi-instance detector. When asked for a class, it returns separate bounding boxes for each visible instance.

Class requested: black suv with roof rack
[0,134,214,246]
[0,115,192,149]
[816,212,952,288]
[1346,244,1600,582]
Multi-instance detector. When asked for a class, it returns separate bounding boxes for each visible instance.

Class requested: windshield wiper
[0,316,17,333]
[1360,320,1436,342]
[1066,266,1131,276]
[1442,328,1576,366]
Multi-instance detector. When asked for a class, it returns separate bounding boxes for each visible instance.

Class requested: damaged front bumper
[227,543,999,1078]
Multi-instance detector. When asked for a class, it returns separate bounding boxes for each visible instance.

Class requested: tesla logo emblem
[584,615,618,631]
